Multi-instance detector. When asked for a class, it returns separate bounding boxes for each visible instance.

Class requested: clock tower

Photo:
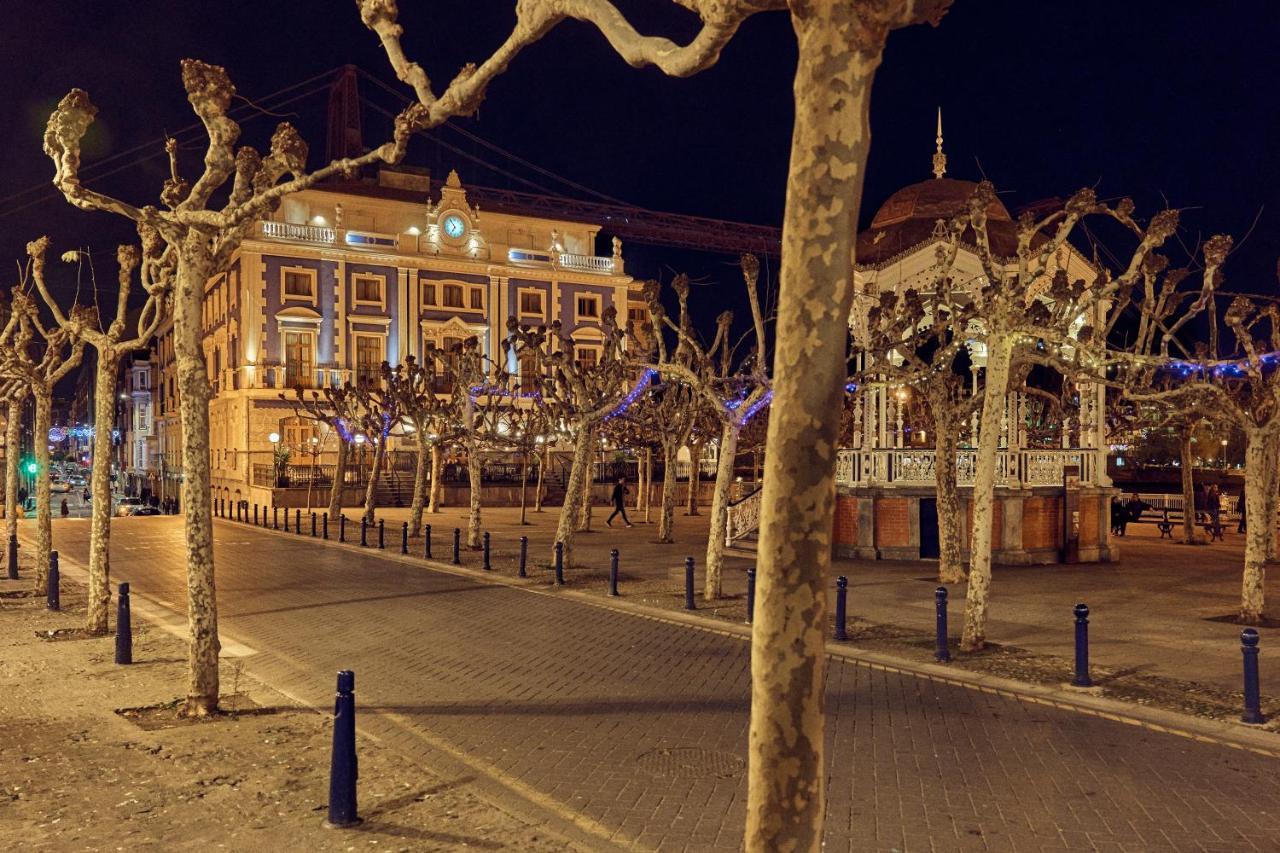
[426,170,488,258]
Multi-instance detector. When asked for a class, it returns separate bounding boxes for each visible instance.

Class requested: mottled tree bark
[5,396,21,568]
[31,389,53,596]
[519,453,530,525]
[1241,427,1270,623]
[86,353,122,634]
[409,434,428,536]
[960,338,1012,652]
[657,442,679,543]
[428,443,444,512]
[747,8,888,848]
[578,450,594,532]
[362,441,385,525]
[554,427,593,567]
[466,447,483,548]
[533,446,546,513]
[1179,426,1198,544]
[686,437,703,515]
[704,422,739,599]
[327,438,348,524]
[174,252,220,717]
[934,413,965,584]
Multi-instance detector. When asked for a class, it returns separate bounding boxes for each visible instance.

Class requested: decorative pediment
[276,305,323,324]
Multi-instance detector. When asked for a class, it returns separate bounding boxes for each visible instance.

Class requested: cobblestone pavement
[48,516,1280,851]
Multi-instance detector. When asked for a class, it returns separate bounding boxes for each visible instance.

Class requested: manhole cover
[635,747,745,779]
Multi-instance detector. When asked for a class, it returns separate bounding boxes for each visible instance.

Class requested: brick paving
[45,516,1280,851]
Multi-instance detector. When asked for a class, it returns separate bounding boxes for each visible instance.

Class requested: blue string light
[603,368,657,421]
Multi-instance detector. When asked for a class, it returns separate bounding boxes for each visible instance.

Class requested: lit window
[575,346,600,368]
[355,336,383,386]
[576,295,600,319]
[520,291,543,315]
[354,275,383,305]
[470,287,484,310]
[628,306,647,328]
[422,282,436,306]
[283,270,315,300]
[442,284,464,308]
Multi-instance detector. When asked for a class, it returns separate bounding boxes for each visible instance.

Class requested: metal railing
[725,485,763,546]
[261,221,335,244]
[835,447,1101,488]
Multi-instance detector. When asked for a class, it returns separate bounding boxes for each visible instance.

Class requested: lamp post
[1220,438,1229,470]
[269,431,283,488]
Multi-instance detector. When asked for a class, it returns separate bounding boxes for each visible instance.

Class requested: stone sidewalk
[42,516,1280,851]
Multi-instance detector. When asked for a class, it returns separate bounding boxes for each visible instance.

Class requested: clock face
[442,214,466,239]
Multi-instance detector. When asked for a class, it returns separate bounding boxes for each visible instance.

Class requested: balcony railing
[506,248,618,275]
[228,365,352,392]
[261,221,335,244]
[836,447,1101,488]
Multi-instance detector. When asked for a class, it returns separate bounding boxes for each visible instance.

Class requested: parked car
[130,506,162,516]
[116,497,143,517]
[50,481,72,494]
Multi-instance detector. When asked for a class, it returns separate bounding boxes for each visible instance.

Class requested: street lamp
[1221,438,1229,469]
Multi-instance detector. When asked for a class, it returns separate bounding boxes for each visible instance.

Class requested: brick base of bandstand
[833,485,1117,565]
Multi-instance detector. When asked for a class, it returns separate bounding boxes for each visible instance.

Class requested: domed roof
[857,177,1019,268]
[869,177,1012,229]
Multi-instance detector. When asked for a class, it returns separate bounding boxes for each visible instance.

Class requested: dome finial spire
[932,107,947,180]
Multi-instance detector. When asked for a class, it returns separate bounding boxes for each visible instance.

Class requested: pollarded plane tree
[285,381,368,524]
[348,367,402,526]
[486,356,552,525]
[502,312,630,568]
[385,355,456,535]
[29,234,172,635]
[1108,398,1208,544]
[0,288,85,597]
[955,183,1192,651]
[361,1,952,842]
[43,59,423,716]
[2,379,26,567]
[860,234,980,584]
[640,256,770,598]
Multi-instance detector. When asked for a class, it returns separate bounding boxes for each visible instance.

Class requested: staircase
[372,465,408,507]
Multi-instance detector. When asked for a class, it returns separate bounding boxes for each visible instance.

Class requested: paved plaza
[37,513,1280,851]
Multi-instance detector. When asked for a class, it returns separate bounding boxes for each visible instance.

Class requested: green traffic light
[25,462,37,475]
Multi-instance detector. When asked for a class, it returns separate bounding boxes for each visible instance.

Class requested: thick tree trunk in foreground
[32,389,53,596]
[466,448,482,548]
[5,397,20,566]
[1261,432,1280,561]
[86,354,122,635]
[960,340,1012,652]
[578,450,594,532]
[362,442,385,524]
[428,443,443,512]
[409,436,428,536]
[747,12,881,849]
[327,438,348,523]
[704,422,739,599]
[1179,429,1198,544]
[533,446,545,513]
[554,427,593,567]
[174,253,220,717]
[934,417,965,584]
[1241,429,1269,623]
[657,442,678,543]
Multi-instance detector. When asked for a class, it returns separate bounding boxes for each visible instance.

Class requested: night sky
[2,1,1278,335]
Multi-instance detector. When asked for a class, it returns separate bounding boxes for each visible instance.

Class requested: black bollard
[483,532,491,570]
[424,524,432,559]
[47,550,60,611]
[273,506,279,530]
[452,528,461,565]
[339,514,346,543]
[323,513,329,540]
[554,541,564,585]
[311,512,317,537]
[834,576,848,641]
[609,549,619,596]
[401,522,408,555]
[254,504,259,526]
[518,536,527,578]
[1242,629,1265,724]
[7,534,18,579]
[684,557,696,610]
[284,508,290,533]
[1072,603,1093,687]
[377,519,385,550]
[115,582,132,665]
[746,568,756,624]
[295,509,302,535]
[326,670,361,828]
[360,517,367,547]
[934,587,951,662]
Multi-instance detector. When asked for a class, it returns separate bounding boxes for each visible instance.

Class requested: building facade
[129,168,641,508]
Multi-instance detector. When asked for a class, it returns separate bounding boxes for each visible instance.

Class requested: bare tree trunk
[658,442,678,543]
[686,438,703,516]
[428,443,444,512]
[174,252,220,717]
[32,388,53,596]
[409,434,428,536]
[533,446,545,512]
[5,396,21,568]
[960,339,1012,652]
[519,453,529,525]
[1179,426,1198,544]
[1262,430,1280,560]
[86,353,121,634]
[747,12,883,848]
[327,438,348,523]
[466,446,482,548]
[1241,428,1269,623]
[635,448,646,512]
[362,441,385,524]
[934,413,965,584]
[578,449,594,532]
[554,427,593,567]
[704,422,739,599]
[644,448,653,522]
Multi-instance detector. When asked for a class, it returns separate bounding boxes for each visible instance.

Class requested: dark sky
[2,1,1278,334]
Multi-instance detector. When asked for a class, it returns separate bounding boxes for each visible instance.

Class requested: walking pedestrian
[60,498,69,518]
[606,477,633,528]
[1207,484,1221,532]
[1238,484,1247,533]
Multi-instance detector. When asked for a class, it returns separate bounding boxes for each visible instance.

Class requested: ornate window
[352,273,385,309]
[519,289,544,317]
[281,268,317,304]
[354,334,384,386]
[283,330,315,389]
[442,284,464,308]
[576,294,601,321]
